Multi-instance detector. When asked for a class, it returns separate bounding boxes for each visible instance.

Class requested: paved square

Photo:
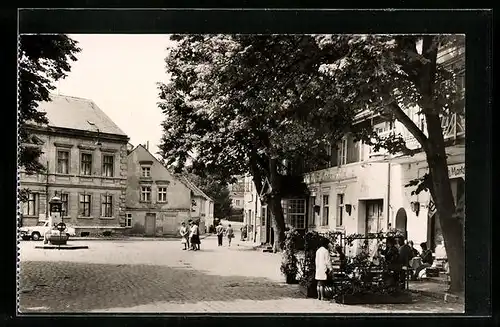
[18,236,464,313]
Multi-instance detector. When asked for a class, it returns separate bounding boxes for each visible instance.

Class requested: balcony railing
[441,113,465,140]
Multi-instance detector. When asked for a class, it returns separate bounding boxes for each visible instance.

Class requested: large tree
[314,34,465,293]
[18,34,81,179]
[158,35,353,250]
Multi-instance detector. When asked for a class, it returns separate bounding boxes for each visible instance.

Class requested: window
[283,199,306,229]
[101,195,113,217]
[79,194,91,217]
[140,186,151,202]
[57,151,69,174]
[126,213,132,227]
[322,195,329,226]
[80,153,92,175]
[235,199,241,206]
[336,194,344,227]
[374,120,395,135]
[141,166,151,177]
[102,155,114,177]
[338,138,348,166]
[61,193,69,216]
[22,193,39,216]
[157,187,168,202]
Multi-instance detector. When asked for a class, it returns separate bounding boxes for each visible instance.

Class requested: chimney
[146,141,149,151]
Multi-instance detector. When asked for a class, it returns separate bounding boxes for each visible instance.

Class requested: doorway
[395,207,408,238]
[365,199,384,254]
[145,213,156,236]
[365,199,384,234]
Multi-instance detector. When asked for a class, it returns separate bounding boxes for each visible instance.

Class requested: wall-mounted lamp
[345,204,352,216]
[410,201,420,216]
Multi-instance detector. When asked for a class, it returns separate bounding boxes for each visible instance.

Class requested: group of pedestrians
[179,220,201,251]
[215,222,235,247]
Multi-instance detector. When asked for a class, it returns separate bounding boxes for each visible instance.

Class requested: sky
[57,34,174,157]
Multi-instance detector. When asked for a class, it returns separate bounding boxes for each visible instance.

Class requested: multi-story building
[19,94,130,235]
[126,144,213,236]
[228,177,245,210]
[243,39,465,257]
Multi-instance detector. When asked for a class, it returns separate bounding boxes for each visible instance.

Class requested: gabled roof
[179,176,213,202]
[35,94,127,136]
[129,144,213,202]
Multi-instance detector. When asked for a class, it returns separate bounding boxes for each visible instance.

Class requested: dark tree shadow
[18,261,303,313]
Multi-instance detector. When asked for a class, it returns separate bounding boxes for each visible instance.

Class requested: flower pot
[299,281,317,298]
[48,234,69,245]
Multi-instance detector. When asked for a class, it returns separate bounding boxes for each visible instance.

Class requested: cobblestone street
[18,235,464,313]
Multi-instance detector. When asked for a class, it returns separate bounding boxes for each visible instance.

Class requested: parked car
[19,220,76,241]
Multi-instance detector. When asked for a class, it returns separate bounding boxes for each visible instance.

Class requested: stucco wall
[125,145,194,236]
[390,152,465,246]
[126,146,191,210]
[306,162,389,235]
[20,131,128,228]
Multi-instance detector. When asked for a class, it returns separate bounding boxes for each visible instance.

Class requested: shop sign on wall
[448,163,465,179]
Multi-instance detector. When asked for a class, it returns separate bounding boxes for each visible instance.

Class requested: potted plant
[280,228,300,284]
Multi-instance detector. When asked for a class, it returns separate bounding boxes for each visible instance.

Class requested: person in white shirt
[179,222,189,250]
[315,238,333,301]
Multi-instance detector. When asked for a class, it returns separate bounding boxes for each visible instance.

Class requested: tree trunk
[425,113,464,293]
[269,157,286,252]
[268,195,286,252]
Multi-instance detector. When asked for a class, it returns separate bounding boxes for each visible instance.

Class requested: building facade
[19,95,130,235]
[228,177,245,209]
[126,144,213,236]
[242,39,465,258]
[178,175,214,233]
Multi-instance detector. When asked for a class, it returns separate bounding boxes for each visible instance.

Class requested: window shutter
[347,135,360,164]
[330,144,338,167]
[78,193,82,216]
[100,194,104,217]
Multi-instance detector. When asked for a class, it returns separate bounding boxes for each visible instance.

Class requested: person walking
[226,224,235,247]
[179,222,189,250]
[315,238,332,301]
[191,221,201,251]
[216,222,224,246]
[188,220,198,251]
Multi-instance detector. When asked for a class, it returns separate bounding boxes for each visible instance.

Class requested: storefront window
[283,199,306,229]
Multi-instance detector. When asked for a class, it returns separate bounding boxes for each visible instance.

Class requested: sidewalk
[408,277,464,304]
[232,239,267,251]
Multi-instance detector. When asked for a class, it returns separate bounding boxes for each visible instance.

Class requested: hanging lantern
[345,204,352,216]
[411,201,420,216]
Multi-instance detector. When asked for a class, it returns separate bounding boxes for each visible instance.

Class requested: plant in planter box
[280,228,300,284]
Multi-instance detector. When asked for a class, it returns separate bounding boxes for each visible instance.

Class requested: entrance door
[395,208,408,238]
[366,200,384,254]
[145,213,156,236]
[366,200,384,234]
